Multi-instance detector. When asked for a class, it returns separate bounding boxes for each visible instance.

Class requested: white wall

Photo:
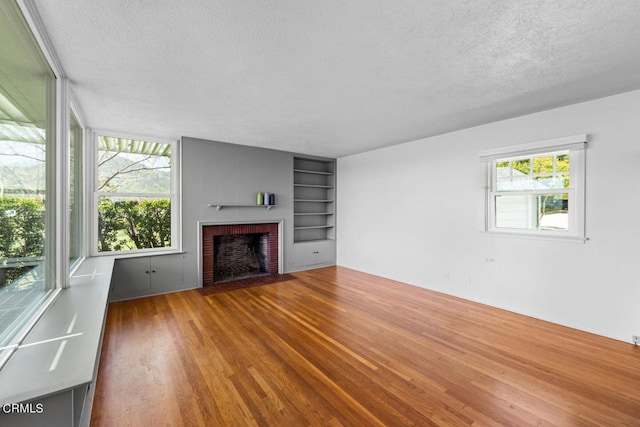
[337,89,640,343]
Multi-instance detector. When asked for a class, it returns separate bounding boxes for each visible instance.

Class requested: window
[69,109,83,269]
[479,134,587,240]
[0,0,58,362]
[94,134,180,254]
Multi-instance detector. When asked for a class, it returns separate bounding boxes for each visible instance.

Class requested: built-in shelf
[294,238,335,243]
[293,168,333,175]
[294,184,334,189]
[294,157,335,242]
[208,204,274,211]
[294,212,334,216]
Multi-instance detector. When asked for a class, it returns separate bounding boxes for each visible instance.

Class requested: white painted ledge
[0,256,114,406]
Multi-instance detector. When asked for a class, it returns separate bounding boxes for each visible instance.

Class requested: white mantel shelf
[208,204,275,211]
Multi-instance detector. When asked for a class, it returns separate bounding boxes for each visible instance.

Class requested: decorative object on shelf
[256,192,264,205]
[263,192,270,206]
[268,193,275,205]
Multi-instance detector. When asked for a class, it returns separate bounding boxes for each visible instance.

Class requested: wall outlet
[633,335,640,346]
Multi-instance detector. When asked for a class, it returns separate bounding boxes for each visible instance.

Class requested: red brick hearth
[202,223,279,285]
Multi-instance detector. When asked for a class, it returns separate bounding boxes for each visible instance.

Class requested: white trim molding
[478,134,588,162]
[17,0,66,79]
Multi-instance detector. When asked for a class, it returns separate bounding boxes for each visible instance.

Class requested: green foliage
[556,154,569,172]
[1,195,171,260]
[0,196,44,286]
[512,159,530,175]
[498,153,570,188]
[532,156,553,174]
[98,198,171,252]
[0,196,44,259]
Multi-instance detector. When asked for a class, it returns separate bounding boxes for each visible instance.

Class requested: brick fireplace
[202,222,280,285]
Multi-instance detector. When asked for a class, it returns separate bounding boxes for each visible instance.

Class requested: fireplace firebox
[202,223,279,285]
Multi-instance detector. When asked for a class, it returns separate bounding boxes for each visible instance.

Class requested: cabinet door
[148,254,184,292]
[313,240,336,265]
[292,241,336,268]
[293,243,317,267]
[111,257,151,294]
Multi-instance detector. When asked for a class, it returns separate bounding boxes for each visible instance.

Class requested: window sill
[0,257,114,406]
[481,230,588,243]
[92,248,184,260]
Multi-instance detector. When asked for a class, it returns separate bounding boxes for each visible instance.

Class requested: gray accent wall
[181,137,298,287]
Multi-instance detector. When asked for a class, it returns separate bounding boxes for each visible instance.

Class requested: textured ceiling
[31,0,640,158]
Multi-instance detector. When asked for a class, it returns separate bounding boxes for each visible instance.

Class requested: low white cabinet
[292,240,336,269]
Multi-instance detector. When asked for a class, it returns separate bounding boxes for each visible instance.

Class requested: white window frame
[90,131,182,257]
[0,0,66,369]
[479,134,587,241]
[68,93,86,274]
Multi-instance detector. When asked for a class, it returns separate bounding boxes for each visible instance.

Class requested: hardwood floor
[91,266,640,426]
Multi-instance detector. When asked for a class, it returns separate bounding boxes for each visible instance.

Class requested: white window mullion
[570,149,586,237]
[56,78,69,287]
[87,129,97,257]
[172,138,182,252]
[492,189,570,197]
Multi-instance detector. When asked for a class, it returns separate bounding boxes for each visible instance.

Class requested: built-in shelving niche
[293,157,335,242]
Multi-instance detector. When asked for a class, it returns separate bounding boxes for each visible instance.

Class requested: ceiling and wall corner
[29,0,640,158]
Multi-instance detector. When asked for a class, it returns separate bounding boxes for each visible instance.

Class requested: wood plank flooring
[90,266,640,426]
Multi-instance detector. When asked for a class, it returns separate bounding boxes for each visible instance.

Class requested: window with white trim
[94,134,180,254]
[0,0,58,367]
[479,134,587,240]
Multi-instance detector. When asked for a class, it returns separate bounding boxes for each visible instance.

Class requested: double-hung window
[479,134,587,240]
[94,134,180,254]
